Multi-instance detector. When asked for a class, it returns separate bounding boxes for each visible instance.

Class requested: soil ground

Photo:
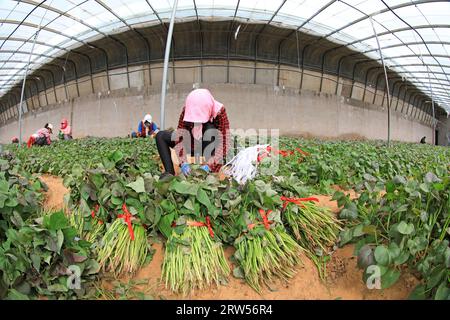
[40,174,69,211]
[41,175,419,300]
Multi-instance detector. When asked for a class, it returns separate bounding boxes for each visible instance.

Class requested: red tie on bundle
[248,209,274,230]
[91,204,99,218]
[258,209,273,230]
[90,204,103,224]
[280,196,319,210]
[257,146,310,162]
[118,203,135,241]
[186,216,215,238]
[257,146,272,162]
[296,147,310,156]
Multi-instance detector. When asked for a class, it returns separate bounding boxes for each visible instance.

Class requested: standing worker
[156,88,231,178]
[59,118,73,140]
[27,123,53,148]
[131,114,159,138]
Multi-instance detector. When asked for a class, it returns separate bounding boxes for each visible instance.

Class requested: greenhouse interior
[0,0,449,301]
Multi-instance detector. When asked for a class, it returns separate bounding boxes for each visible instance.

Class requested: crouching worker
[58,118,72,140]
[27,123,53,148]
[156,88,231,179]
[131,114,159,138]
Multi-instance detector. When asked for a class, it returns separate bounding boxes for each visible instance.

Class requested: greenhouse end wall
[0,60,433,144]
[0,83,431,144]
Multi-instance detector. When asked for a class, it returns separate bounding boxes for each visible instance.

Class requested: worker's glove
[200,165,210,173]
[181,163,191,176]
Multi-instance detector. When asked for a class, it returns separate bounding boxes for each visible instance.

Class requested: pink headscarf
[183,89,223,140]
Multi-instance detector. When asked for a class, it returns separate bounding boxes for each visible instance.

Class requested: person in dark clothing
[156,89,231,178]
[420,136,426,144]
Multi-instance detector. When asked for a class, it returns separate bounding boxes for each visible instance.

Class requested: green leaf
[90,173,105,189]
[427,268,446,289]
[170,180,198,196]
[409,284,426,300]
[0,180,9,192]
[434,282,450,300]
[339,208,358,220]
[381,268,401,289]
[339,228,354,246]
[232,266,245,279]
[80,183,92,201]
[374,245,390,266]
[158,212,175,239]
[126,177,146,193]
[394,251,409,266]
[30,254,41,272]
[72,164,84,177]
[111,196,123,206]
[0,193,7,208]
[363,173,376,182]
[5,197,18,207]
[397,221,414,235]
[183,198,195,211]
[6,289,29,300]
[11,211,24,228]
[196,188,211,209]
[110,150,124,163]
[387,242,400,259]
[419,183,429,193]
[47,211,68,230]
[352,225,365,237]
[56,229,64,254]
[47,284,68,293]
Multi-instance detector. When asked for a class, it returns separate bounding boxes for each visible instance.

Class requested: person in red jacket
[27,123,53,148]
[156,89,231,178]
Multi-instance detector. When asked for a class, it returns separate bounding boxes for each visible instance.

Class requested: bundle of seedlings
[68,205,105,244]
[280,196,342,254]
[97,204,148,275]
[161,215,230,295]
[280,196,342,279]
[233,208,303,293]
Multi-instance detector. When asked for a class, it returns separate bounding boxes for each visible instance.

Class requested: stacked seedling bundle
[68,205,105,244]
[219,180,304,292]
[97,203,148,275]
[158,172,231,295]
[162,217,230,295]
[281,196,342,254]
[280,196,342,279]
[233,221,303,292]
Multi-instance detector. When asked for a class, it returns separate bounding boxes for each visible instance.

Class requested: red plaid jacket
[174,107,231,172]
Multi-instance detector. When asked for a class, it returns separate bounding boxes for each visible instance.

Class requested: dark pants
[35,136,49,146]
[156,122,217,175]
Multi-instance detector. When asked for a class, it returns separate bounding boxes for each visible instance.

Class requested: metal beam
[253,0,287,84]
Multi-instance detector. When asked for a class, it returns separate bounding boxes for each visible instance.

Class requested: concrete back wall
[0,59,433,144]
[0,83,432,144]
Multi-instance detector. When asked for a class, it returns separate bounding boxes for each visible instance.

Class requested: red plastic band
[118,203,135,241]
[280,196,319,210]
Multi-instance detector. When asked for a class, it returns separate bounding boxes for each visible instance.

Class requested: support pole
[370,17,391,147]
[160,0,178,130]
[18,30,40,146]
[427,68,436,145]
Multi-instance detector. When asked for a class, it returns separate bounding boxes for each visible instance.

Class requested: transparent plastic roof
[0,0,449,113]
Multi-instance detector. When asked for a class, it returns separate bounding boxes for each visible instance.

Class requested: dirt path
[42,175,418,300]
[39,174,69,211]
